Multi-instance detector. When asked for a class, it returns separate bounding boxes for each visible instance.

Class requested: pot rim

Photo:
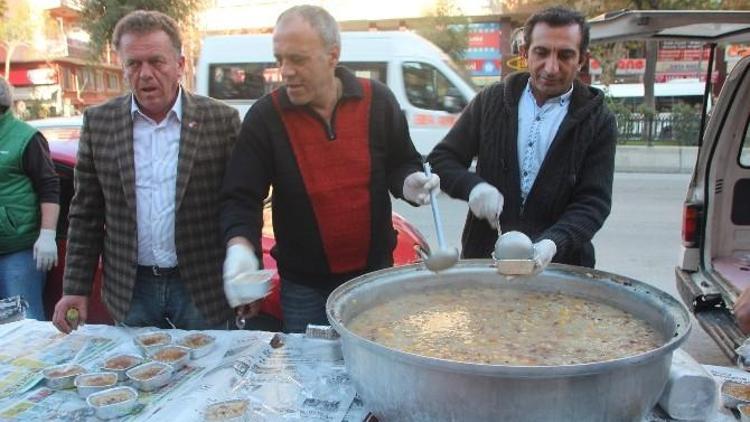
[326,260,691,378]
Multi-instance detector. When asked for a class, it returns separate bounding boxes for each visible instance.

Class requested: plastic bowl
[75,372,118,398]
[148,345,191,369]
[100,354,144,381]
[722,381,750,408]
[179,333,216,359]
[86,386,138,419]
[203,399,250,421]
[224,270,274,307]
[133,332,172,355]
[126,361,173,392]
[43,364,87,389]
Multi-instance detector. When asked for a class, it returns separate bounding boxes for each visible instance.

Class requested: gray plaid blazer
[62,90,241,325]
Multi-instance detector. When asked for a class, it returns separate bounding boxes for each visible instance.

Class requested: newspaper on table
[0,320,116,400]
[190,332,357,422]
[0,321,359,422]
[0,322,250,421]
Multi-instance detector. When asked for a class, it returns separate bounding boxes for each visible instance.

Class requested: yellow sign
[506,56,527,71]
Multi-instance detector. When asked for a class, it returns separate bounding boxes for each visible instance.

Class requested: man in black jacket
[220,5,437,332]
[428,6,616,270]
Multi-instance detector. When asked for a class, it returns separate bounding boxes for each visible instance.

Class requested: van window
[403,62,467,113]
[740,116,750,167]
[341,62,387,84]
[209,63,282,100]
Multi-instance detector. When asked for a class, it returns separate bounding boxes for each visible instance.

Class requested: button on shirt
[131,90,182,267]
[517,82,573,203]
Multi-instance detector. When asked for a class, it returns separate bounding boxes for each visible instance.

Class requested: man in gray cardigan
[427,6,616,270]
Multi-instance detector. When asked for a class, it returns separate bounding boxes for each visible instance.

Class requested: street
[393,172,732,366]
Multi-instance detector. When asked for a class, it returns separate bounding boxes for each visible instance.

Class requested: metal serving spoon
[420,163,459,272]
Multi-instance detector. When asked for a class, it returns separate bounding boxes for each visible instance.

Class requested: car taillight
[681,204,702,247]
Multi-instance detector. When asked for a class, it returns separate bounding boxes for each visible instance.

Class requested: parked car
[591,9,750,360]
[30,116,430,328]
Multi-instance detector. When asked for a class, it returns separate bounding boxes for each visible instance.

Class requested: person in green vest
[0,77,60,320]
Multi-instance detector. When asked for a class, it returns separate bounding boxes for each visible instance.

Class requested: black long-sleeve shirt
[23,132,60,204]
[221,67,422,292]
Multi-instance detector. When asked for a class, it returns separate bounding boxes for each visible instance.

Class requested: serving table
[0,320,740,421]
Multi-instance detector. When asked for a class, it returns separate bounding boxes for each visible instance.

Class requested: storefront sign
[589,58,645,75]
[462,22,503,77]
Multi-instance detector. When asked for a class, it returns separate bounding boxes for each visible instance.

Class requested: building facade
[0,0,124,119]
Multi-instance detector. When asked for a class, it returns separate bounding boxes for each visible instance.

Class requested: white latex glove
[33,229,57,271]
[223,243,267,307]
[403,171,440,205]
[532,239,557,275]
[468,183,504,228]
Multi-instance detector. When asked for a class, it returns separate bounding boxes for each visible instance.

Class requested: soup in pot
[347,286,663,366]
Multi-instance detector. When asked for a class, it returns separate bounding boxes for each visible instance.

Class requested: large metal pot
[326,260,691,422]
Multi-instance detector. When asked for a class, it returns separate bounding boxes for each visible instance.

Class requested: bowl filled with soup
[326,260,691,422]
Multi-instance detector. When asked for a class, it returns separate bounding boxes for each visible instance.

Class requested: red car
[31,116,429,327]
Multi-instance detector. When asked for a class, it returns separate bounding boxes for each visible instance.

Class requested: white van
[196,31,477,155]
[592,9,750,360]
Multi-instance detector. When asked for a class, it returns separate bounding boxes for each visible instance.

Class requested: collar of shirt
[278,66,364,110]
[516,81,573,203]
[524,81,574,107]
[131,86,183,124]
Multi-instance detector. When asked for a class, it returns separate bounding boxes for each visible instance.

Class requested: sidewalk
[616,145,698,173]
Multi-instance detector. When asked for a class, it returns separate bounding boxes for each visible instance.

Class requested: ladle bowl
[422,163,459,272]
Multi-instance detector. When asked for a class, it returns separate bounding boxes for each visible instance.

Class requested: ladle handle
[423,163,447,249]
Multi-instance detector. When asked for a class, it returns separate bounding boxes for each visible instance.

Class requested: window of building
[107,73,119,91]
[80,68,95,91]
[95,70,104,91]
[61,68,75,90]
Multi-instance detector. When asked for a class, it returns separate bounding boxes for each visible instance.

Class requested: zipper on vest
[326,102,340,141]
[324,121,336,141]
[306,105,338,141]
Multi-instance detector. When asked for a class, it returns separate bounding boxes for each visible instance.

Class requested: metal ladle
[420,163,459,272]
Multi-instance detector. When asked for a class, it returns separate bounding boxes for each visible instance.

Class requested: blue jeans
[280,278,330,333]
[0,248,46,320]
[119,267,230,330]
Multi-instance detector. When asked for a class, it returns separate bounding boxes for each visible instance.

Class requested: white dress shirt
[517,81,573,203]
[131,89,182,267]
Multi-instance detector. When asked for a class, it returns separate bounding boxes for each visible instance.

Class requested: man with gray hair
[0,77,60,320]
[220,5,438,332]
[52,10,242,332]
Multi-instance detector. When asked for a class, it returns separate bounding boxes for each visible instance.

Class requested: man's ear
[329,45,341,67]
[578,51,590,71]
[520,44,528,59]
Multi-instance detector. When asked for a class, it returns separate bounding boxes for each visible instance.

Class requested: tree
[0,1,36,82]
[79,0,206,88]
[415,0,469,64]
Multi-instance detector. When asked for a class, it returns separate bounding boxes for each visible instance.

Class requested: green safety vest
[0,110,41,254]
